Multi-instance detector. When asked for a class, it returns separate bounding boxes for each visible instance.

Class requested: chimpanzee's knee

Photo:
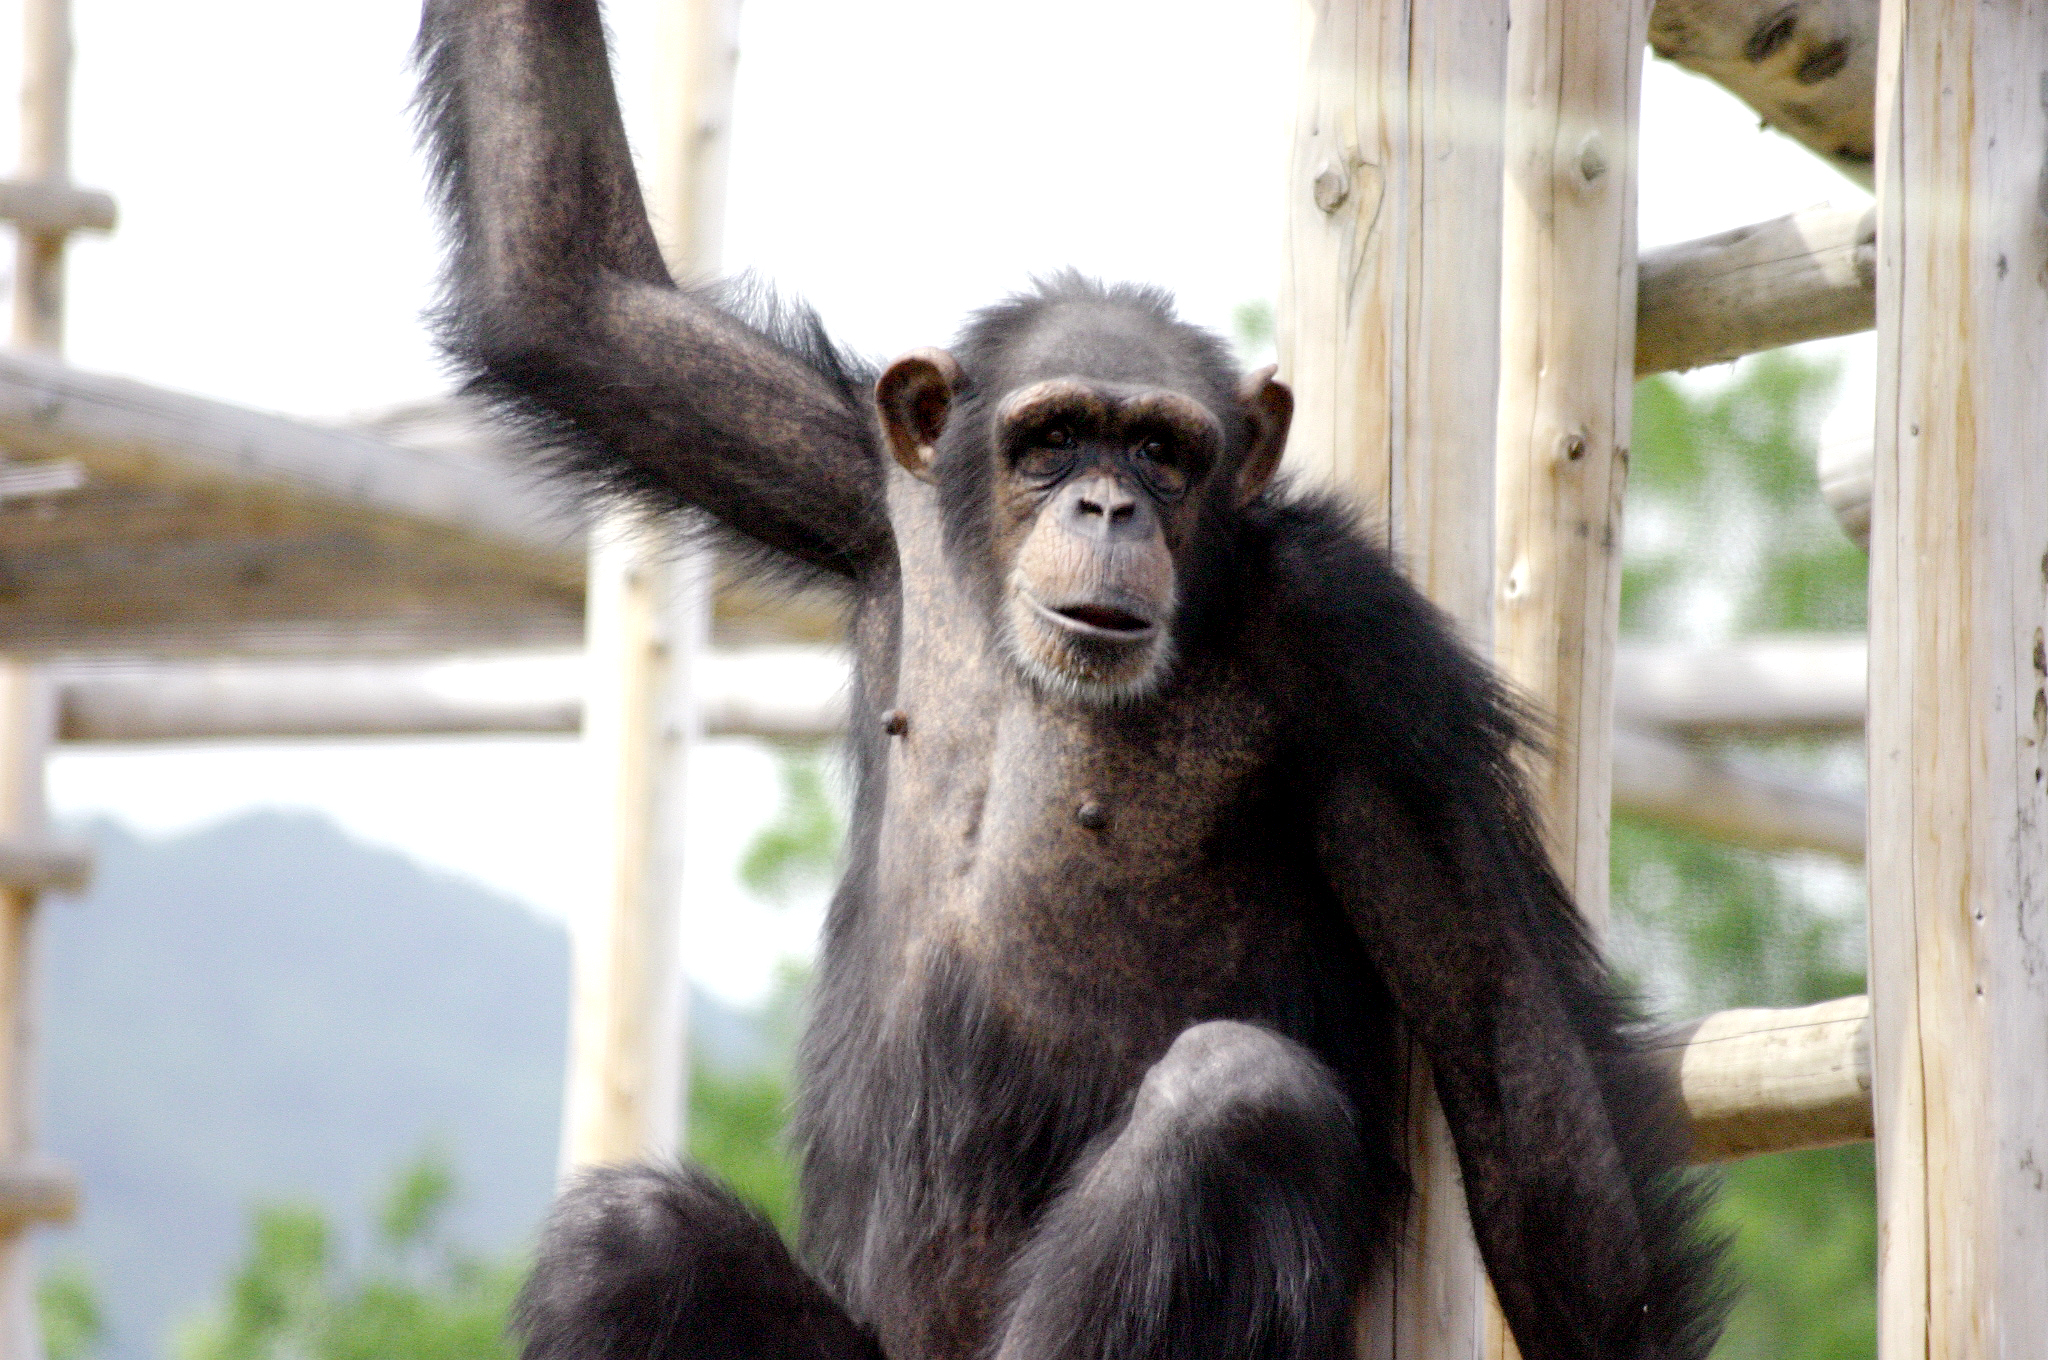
[515,1163,879,1360]
[1128,1019,1357,1153]
[995,1022,1376,1360]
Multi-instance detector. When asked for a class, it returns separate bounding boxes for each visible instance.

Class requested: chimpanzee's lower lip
[1022,591,1157,640]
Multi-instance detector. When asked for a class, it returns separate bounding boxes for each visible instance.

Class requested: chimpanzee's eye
[1041,426,1073,448]
[1135,436,1169,461]
[1018,446,1074,480]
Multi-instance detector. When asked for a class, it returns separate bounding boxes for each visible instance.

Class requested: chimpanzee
[415,3,1728,1358]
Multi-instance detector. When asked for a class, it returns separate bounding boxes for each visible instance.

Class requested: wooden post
[1278,3,1507,1355]
[0,670,52,1360]
[0,4,84,1353]
[1866,0,2048,1354]
[1492,0,1648,934]
[558,0,738,1172]
[12,0,69,354]
[1488,0,1649,1354]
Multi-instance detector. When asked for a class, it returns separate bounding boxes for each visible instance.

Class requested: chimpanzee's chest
[868,636,1306,1051]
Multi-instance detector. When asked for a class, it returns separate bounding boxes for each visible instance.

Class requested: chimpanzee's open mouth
[1023,591,1157,641]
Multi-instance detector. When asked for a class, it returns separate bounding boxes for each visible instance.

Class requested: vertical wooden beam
[558,0,736,1172]
[12,0,70,353]
[0,4,77,1351]
[1487,1,1649,1354]
[1492,0,1650,928]
[561,525,706,1167]
[1866,0,2048,1354]
[0,669,52,1360]
[1278,3,1508,1355]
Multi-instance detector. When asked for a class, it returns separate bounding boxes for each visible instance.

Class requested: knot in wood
[880,708,909,737]
[1074,798,1108,831]
[1561,431,1589,461]
[1311,161,1350,214]
[1575,133,1608,184]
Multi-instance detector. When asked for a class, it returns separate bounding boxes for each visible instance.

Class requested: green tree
[1619,349,1874,1360]
[693,749,845,1236]
[40,1260,104,1360]
[175,1150,523,1360]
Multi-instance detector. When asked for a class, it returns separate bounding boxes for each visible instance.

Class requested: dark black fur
[416,4,1729,1358]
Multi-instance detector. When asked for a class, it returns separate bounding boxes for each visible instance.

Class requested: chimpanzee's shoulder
[1234,488,1525,776]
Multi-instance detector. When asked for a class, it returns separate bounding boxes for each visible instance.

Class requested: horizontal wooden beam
[0,178,114,234]
[0,1160,79,1226]
[0,834,89,893]
[1614,634,1866,736]
[55,649,1866,863]
[52,648,848,744]
[1614,725,1864,858]
[0,352,575,549]
[1648,995,1874,1162]
[1636,204,1875,375]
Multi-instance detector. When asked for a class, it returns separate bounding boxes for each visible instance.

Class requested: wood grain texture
[1867,0,2048,1355]
[1495,0,1649,927]
[1650,0,1878,185]
[1636,203,1876,374]
[1278,3,1508,1356]
[1647,995,1874,1160]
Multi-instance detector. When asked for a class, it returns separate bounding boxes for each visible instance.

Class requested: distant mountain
[35,812,777,1360]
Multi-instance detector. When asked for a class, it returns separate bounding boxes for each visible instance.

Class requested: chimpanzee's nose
[1067,475,1148,542]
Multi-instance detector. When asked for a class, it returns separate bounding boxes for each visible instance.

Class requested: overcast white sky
[23,1,1871,1005]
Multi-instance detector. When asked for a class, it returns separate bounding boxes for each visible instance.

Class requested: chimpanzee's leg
[993,1021,1379,1360]
[515,1163,881,1360]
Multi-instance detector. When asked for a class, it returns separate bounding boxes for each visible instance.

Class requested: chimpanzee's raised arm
[415,0,888,580]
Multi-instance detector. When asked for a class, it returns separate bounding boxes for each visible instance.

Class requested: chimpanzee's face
[981,377,1219,702]
[874,342,1291,706]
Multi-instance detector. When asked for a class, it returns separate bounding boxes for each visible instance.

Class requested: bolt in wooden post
[1278,3,1508,1355]
[1866,0,2048,1354]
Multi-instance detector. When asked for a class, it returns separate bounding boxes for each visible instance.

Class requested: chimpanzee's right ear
[876,348,965,482]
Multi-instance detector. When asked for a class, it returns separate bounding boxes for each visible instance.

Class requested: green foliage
[1627,351,1865,639]
[688,755,844,1241]
[738,750,842,903]
[1231,300,1275,361]
[1619,351,1875,1360]
[175,1151,523,1360]
[40,1260,105,1360]
[690,1062,799,1237]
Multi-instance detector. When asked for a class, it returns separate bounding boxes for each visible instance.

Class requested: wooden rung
[0,834,91,892]
[1647,995,1874,1163]
[0,179,116,235]
[0,1160,79,1227]
[1636,203,1875,376]
[1614,635,1867,736]
[1613,726,1865,861]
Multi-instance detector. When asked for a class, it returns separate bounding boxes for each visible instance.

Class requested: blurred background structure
[1,0,2040,1358]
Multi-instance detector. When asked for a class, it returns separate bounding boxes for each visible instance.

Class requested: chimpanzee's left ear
[1234,365,1292,507]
